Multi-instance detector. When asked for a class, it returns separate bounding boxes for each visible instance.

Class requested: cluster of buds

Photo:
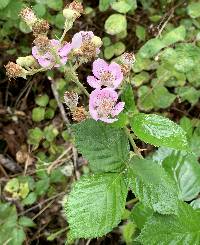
[20,7,49,37]
[87,58,125,123]
[63,1,83,31]
[5,62,27,79]
[64,91,87,122]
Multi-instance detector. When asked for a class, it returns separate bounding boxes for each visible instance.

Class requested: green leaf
[33,3,46,17]
[130,113,188,150]
[130,202,153,229]
[19,216,36,227]
[138,38,165,58]
[121,84,136,113]
[99,0,111,11]
[72,119,130,172]
[32,107,45,122]
[187,2,200,18]
[175,86,200,106]
[190,198,200,210]
[35,94,49,107]
[105,14,127,35]
[173,44,200,73]
[162,26,186,46]
[111,0,136,14]
[132,71,150,87]
[35,178,49,196]
[65,173,128,238]
[10,227,26,245]
[180,116,193,139]
[46,0,63,11]
[163,152,200,201]
[128,158,179,214]
[137,202,200,245]
[0,0,10,9]
[136,25,146,41]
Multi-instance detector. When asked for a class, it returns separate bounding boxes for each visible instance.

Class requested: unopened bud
[5,62,27,79]
[16,55,38,68]
[72,106,87,122]
[20,7,37,27]
[32,19,50,36]
[33,35,50,51]
[64,91,79,111]
[63,9,78,20]
[91,36,103,48]
[69,1,83,14]
[121,52,135,66]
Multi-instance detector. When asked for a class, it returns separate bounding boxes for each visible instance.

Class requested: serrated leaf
[175,86,200,106]
[163,152,200,201]
[130,202,153,229]
[72,119,130,172]
[105,14,127,35]
[65,173,128,238]
[128,158,179,214]
[137,202,200,245]
[130,113,188,150]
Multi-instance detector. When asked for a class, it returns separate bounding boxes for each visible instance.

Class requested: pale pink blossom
[87,58,123,89]
[71,31,94,49]
[89,88,124,123]
[32,39,71,68]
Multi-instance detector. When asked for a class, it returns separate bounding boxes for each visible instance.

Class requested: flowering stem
[124,126,143,159]
[73,76,90,98]
[60,28,68,42]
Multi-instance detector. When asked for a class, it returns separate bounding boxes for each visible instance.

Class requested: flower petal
[87,76,101,89]
[109,62,123,88]
[71,32,83,49]
[59,43,72,57]
[111,102,125,117]
[92,58,109,78]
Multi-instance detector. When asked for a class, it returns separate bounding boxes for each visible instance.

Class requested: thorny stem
[64,65,90,98]
[60,27,68,42]
[124,126,143,159]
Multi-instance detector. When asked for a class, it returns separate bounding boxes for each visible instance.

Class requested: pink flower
[71,31,94,49]
[32,39,72,68]
[71,31,101,57]
[89,88,124,123]
[87,58,123,89]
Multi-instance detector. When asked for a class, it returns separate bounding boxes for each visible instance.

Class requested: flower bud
[33,35,50,52]
[72,106,87,122]
[64,91,79,111]
[91,36,103,48]
[32,19,50,36]
[63,8,78,20]
[20,7,37,27]
[16,55,38,68]
[5,62,27,79]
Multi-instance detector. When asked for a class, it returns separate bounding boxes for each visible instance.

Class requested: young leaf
[137,202,200,245]
[72,119,130,172]
[138,39,165,58]
[65,173,128,238]
[128,158,179,214]
[130,113,188,150]
[163,152,200,201]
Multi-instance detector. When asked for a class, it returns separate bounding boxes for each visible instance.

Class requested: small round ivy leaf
[105,14,127,35]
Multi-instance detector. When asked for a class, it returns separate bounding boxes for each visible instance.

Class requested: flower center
[97,98,115,118]
[100,71,115,87]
